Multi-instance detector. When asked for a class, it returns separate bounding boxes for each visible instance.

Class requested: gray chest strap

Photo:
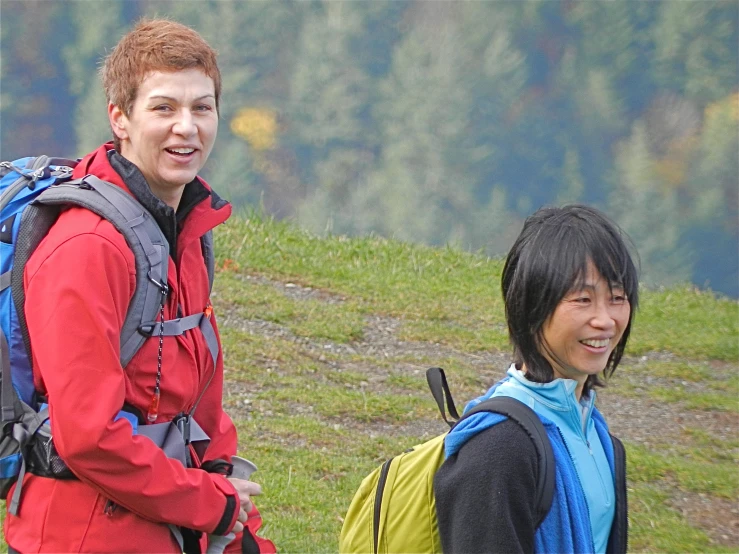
[139,311,219,368]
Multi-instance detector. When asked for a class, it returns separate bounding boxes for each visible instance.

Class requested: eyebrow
[570,281,625,293]
[147,94,216,102]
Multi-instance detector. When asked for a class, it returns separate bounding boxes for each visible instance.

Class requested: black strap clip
[138,321,156,337]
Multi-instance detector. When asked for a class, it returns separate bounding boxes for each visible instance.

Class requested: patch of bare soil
[668,492,739,548]
[223,277,739,548]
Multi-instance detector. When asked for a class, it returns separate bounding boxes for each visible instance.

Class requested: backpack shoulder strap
[28,174,170,367]
[460,396,556,527]
[200,230,215,295]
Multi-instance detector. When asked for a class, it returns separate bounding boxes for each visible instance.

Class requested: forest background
[1,0,737,297]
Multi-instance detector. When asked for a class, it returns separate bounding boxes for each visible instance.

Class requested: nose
[173,108,196,137]
[590,301,617,331]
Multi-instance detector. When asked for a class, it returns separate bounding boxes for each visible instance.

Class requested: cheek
[206,121,218,145]
[614,309,631,341]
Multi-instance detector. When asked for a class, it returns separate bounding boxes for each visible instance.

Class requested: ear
[108,103,129,141]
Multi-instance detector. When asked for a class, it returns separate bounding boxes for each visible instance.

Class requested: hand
[227,478,262,515]
[231,507,248,535]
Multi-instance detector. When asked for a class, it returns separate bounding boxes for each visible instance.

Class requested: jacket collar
[504,365,596,413]
[72,143,231,257]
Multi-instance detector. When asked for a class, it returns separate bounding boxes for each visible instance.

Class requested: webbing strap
[80,175,169,367]
[0,273,10,421]
[199,314,219,368]
[8,443,26,516]
[147,313,203,337]
[459,396,556,526]
[0,329,15,421]
[169,524,185,551]
[8,409,47,515]
[144,311,218,367]
[0,272,11,420]
[426,367,461,428]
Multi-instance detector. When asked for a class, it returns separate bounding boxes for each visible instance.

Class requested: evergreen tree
[353,5,477,246]
[0,1,76,158]
[150,0,301,210]
[62,0,130,154]
[293,1,406,234]
[683,95,739,296]
[609,120,691,287]
[289,0,374,226]
[653,0,738,104]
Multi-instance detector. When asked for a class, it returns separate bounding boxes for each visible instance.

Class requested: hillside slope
[212,214,738,553]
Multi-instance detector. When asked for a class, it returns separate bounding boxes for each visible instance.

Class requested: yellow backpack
[339,367,554,554]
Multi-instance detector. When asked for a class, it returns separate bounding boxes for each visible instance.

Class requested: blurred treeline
[1,0,737,296]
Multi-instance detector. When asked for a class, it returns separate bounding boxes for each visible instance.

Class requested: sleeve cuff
[212,476,239,535]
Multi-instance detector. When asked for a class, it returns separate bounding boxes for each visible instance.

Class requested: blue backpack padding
[0,155,218,515]
[0,157,76,410]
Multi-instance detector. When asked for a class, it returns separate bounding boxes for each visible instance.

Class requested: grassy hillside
[2,212,737,552]
[214,213,738,553]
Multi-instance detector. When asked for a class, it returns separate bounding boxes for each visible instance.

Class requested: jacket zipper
[104,499,118,516]
[373,458,393,554]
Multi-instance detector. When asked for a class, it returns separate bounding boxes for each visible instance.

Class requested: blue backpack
[0,155,217,516]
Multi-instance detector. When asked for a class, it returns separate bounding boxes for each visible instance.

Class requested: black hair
[501,204,639,397]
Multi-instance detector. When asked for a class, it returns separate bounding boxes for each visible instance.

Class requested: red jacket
[5,144,241,552]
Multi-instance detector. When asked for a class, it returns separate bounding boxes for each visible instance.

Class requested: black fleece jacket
[434,419,540,554]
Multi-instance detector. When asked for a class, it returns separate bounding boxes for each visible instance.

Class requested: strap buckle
[173,413,191,445]
[147,269,169,294]
[137,321,156,337]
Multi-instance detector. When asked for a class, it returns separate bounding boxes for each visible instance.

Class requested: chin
[164,171,198,187]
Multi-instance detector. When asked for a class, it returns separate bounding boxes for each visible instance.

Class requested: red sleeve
[25,228,239,534]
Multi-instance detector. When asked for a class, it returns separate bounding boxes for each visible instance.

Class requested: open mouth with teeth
[580,338,610,349]
[166,147,196,156]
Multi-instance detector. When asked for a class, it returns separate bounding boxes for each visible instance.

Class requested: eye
[194,104,214,112]
[153,104,173,112]
[566,292,590,304]
[612,293,628,304]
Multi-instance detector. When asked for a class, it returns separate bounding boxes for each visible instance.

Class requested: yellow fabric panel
[340,434,447,554]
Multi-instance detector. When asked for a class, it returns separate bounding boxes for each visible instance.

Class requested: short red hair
[101,18,221,148]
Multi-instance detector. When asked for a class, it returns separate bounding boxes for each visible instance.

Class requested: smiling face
[108,68,218,209]
[539,262,631,395]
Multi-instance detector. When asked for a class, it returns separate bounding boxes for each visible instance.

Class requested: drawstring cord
[147,283,168,423]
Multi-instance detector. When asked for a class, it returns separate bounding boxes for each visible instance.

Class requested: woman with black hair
[434,204,637,554]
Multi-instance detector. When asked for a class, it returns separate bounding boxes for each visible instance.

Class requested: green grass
[627,442,738,500]
[628,287,739,361]
[215,272,366,343]
[218,214,739,552]
[234,416,432,553]
[628,484,737,553]
[216,213,738,360]
[615,360,739,412]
